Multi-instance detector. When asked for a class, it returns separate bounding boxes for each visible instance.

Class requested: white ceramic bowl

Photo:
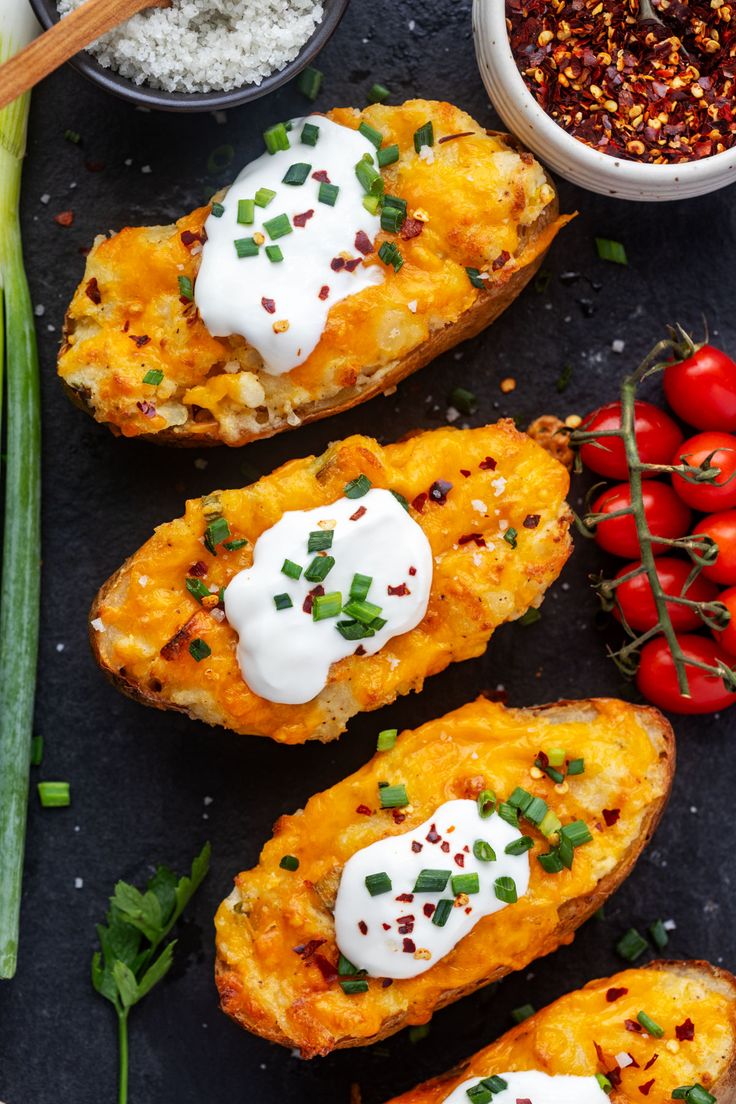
[473,0,736,201]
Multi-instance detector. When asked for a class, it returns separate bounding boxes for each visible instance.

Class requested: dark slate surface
[2,1,735,1100]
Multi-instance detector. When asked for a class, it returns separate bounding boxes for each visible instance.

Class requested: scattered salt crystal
[40,193,50,204]
[204,795,214,806]
[612,338,625,354]
[419,145,435,164]
[407,300,417,313]
[124,158,133,166]
[386,654,400,670]
[74,877,84,889]
[212,110,227,125]
[194,458,208,470]
[445,406,460,423]
[138,575,149,586]
[663,918,677,931]
[90,618,106,632]
[141,165,152,174]
[56,643,65,652]
[472,499,487,514]
[616,1053,633,1068]
[34,304,45,317]
[491,476,507,497]
[210,608,225,623]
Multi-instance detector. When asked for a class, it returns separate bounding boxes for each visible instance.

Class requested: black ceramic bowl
[28,0,349,111]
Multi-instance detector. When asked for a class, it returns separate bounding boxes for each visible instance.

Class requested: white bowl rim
[476,0,736,182]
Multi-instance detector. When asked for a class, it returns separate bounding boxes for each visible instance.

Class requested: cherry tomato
[579,401,683,481]
[613,557,719,632]
[636,634,736,714]
[693,511,736,585]
[591,482,692,559]
[711,587,736,657]
[671,431,736,512]
[663,343,736,431]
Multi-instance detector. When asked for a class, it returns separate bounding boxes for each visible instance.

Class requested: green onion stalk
[0,1,41,980]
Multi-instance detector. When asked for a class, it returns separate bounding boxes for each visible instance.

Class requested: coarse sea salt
[56,0,324,94]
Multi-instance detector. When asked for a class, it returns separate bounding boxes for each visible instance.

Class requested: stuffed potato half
[214,696,674,1055]
[58,99,571,446]
[90,423,571,744]
[385,961,736,1104]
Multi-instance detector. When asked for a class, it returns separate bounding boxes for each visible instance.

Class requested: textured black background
[2,1,736,1100]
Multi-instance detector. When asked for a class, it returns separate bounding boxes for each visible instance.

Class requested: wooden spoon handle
[0,0,156,110]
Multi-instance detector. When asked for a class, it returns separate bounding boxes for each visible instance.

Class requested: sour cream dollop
[195,115,384,376]
[224,488,432,704]
[334,799,530,980]
[442,1071,609,1104]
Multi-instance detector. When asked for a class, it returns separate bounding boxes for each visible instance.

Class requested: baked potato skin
[214,697,674,1056]
[385,961,736,1104]
[58,100,572,447]
[90,423,572,744]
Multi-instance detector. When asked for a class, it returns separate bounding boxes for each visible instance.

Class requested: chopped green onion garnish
[567,757,585,775]
[672,1087,716,1104]
[255,188,276,208]
[30,735,43,768]
[505,835,534,856]
[37,781,70,808]
[263,213,293,240]
[301,122,320,147]
[377,144,400,168]
[414,869,451,893]
[449,386,477,414]
[264,122,290,155]
[537,849,564,874]
[509,787,531,809]
[281,559,303,580]
[338,953,358,976]
[494,876,517,904]
[365,871,392,896]
[273,593,293,611]
[377,728,397,751]
[318,182,340,206]
[466,267,486,290]
[237,198,255,225]
[547,747,566,767]
[222,539,247,551]
[560,820,593,848]
[343,599,382,625]
[345,474,372,498]
[432,899,453,927]
[312,590,341,619]
[143,368,164,386]
[189,639,211,662]
[204,516,230,554]
[234,237,259,258]
[368,83,390,103]
[466,1084,492,1104]
[503,527,518,549]
[596,237,628,265]
[340,978,369,995]
[359,121,384,149]
[452,872,479,895]
[413,121,434,152]
[511,1003,535,1024]
[186,577,211,602]
[649,918,669,950]
[336,620,375,640]
[380,205,405,233]
[383,194,407,214]
[485,1078,508,1094]
[265,245,284,263]
[539,809,562,838]
[64,128,81,144]
[637,1010,664,1037]
[477,789,496,818]
[297,66,323,101]
[279,854,299,871]
[497,802,519,828]
[355,158,384,196]
[207,143,234,173]
[473,839,496,862]
[523,796,548,826]
[282,162,312,186]
[535,756,564,784]
[211,202,225,217]
[177,275,193,300]
[379,783,408,809]
[363,195,381,215]
[595,1073,613,1094]
[378,241,403,272]
[519,609,542,627]
[350,573,373,601]
[308,529,334,552]
[558,834,574,870]
[616,927,649,962]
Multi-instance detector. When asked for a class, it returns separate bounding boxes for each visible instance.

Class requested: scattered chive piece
[503,527,518,549]
[189,638,211,662]
[37,781,70,808]
[311,590,341,619]
[64,128,81,143]
[297,66,323,100]
[535,757,564,783]
[222,538,247,551]
[143,368,164,386]
[379,783,408,809]
[345,474,372,498]
[207,143,234,172]
[264,122,290,155]
[350,573,373,601]
[560,820,593,848]
[523,796,548,826]
[282,162,312,186]
[378,241,403,271]
[177,275,193,301]
[368,83,390,103]
[413,121,434,152]
[494,876,517,903]
[383,194,407,214]
[377,728,397,751]
[432,899,453,927]
[537,849,564,874]
[355,158,384,196]
[234,237,259,258]
[498,802,519,828]
[338,953,358,976]
[539,809,562,838]
[210,201,225,218]
[505,835,534,856]
[473,839,496,862]
[672,1088,715,1104]
[466,267,486,290]
[519,609,542,627]
[30,735,43,768]
[485,1078,508,1094]
[508,787,531,811]
[567,757,585,775]
[365,871,392,896]
[556,363,574,393]
[477,789,496,818]
[318,182,340,206]
[409,1024,430,1043]
[449,386,477,414]
[307,529,334,552]
[637,1010,665,1038]
[340,978,369,995]
[377,144,400,168]
[336,620,375,641]
[359,121,384,149]
[451,872,480,895]
[511,1003,535,1024]
[255,187,276,208]
[281,559,303,580]
[558,834,574,870]
[343,599,382,625]
[237,198,255,225]
[616,927,649,962]
[595,1073,613,1094]
[301,122,320,147]
[649,918,669,950]
[263,213,293,240]
[380,205,405,233]
[534,268,551,293]
[265,245,284,263]
[547,747,566,767]
[467,1084,492,1104]
[414,869,451,893]
[204,516,230,554]
[186,577,211,602]
[279,854,299,871]
[273,593,293,611]
[363,195,381,215]
[390,489,409,511]
[596,237,628,265]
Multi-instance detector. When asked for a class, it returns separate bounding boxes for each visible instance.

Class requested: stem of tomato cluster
[118,1009,129,1104]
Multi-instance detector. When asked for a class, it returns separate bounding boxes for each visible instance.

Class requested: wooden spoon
[0,0,171,111]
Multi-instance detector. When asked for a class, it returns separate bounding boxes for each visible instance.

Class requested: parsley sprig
[91,842,211,1104]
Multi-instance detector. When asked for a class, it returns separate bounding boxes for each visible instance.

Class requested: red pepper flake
[423,903,435,917]
[331,257,346,271]
[440,841,450,853]
[358,920,368,935]
[426,824,440,844]
[458,533,486,547]
[318,285,330,300]
[676,1018,695,1041]
[355,645,367,656]
[396,893,414,902]
[644,1055,659,1072]
[313,954,339,983]
[603,808,621,827]
[402,938,416,954]
[356,803,372,816]
[350,506,367,522]
[345,257,362,273]
[123,320,130,332]
[303,585,325,614]
[408,566,417,576]
[454,853,465,867]
[53,210,74,227]
[382,978,393,987]
[293,209,315,228]
[411,492,428,513]
[429,479,453,505]
[136,401,157,419]
[294,938,326,959]
[400,218,423,240]
[388,583,410,596]
[439,131,475,144]
[523,514,541,529]
[479,456,497,471]
[393,810,406,824]
[189,560,208,578]
[606,987,629,1002]
[625,1019,643,1033]
[492,250,510,271]
[354,230,373,255]
[638,1080,655,1096]
[536,749,550,769]
[382,922,391,930]
[411,841,422,853]
[129,334,150,348]
[85,277,101,304]
[261,297,276,315]
[460,469,471,477]
[181,229,203,247]
[312,170,330,183]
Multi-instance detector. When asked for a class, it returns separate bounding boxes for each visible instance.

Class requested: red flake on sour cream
[350,506,367,521]
[411,841,422,853]
[402,938,416,953]
[318,285,330,300]
[293,209,314,228]
[312,170,331,183]
[261,297,276,314]
[344,258,362,272]
[358,920,368,935]
[331,257,346,271]
[354,230,373,255]
[388,583,410,596]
